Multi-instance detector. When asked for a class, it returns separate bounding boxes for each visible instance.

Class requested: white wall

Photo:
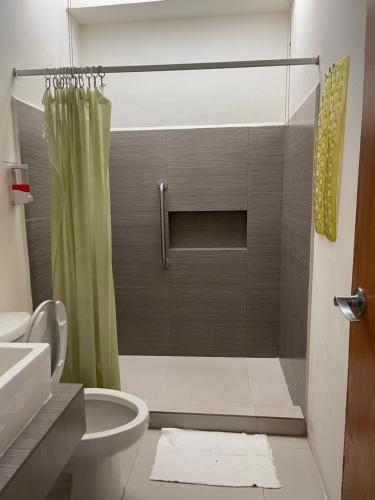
[290,1,366,499]
[80,13,289,128]
[0,0,79,312]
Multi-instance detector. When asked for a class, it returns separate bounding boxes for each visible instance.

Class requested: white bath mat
[150,428,281,488]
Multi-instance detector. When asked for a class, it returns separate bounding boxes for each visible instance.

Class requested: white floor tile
[251,381,293,406]
[156,357,252,407]
[119,356,170,402]
[255,404,303,418]
[268,435,311,450]
[120,440,144,487]
[264,447,325,500]
[121,355,295,411]
[246,358,286,383]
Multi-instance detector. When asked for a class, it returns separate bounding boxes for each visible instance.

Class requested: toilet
[0,301,149,500]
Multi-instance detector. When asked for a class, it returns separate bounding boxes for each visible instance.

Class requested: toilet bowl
[0,301,149,500]
[67,388,149,500]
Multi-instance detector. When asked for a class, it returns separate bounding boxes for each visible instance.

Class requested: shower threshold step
[148,401,306,437]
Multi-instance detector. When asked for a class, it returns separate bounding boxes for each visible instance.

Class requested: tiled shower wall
[110,126,284,357]
[16,100,52,308]
[279,90,317,408]
[15,98,315,373]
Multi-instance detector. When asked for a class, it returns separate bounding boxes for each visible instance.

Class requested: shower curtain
[43,86,121,389]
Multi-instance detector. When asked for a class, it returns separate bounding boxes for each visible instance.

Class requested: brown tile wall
[110,126,284,356]
[16,100,52,307]
[279,90,318,409]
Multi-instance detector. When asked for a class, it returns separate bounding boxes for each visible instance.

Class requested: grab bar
[157,180,169,268]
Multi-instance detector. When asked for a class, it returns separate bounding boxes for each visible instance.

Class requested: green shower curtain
[43,87,121,390]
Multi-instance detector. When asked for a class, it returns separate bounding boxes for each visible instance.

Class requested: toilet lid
[25,300,68,386]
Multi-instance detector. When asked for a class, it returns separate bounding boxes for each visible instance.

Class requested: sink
[0,343,51,457]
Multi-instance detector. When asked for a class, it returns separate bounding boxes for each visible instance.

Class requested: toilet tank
[0,312,31,342]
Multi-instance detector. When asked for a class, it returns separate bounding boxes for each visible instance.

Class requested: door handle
[334,287,366,322]
[157,180,169,268]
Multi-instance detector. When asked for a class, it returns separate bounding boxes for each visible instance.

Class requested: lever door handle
[334,287,366,322]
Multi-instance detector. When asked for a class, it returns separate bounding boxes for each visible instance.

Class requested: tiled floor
[50,431,326,500]
[49,359,321,500]
[122,430,326,500]
[119,356,294,411]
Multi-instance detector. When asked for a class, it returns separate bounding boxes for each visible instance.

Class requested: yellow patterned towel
[313,55,349,242]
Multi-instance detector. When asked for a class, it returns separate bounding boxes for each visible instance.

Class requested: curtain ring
[61,67,65,88]
[52,67,58,89]
[55,67,60,89]
[58,67,64,89]
[98,65,105,87]
[73,68,78,88]
[79,67,84,89]
[90,66,97,88]
[85,67,91,88]
[66,67,71,88]
[44,69,51,90]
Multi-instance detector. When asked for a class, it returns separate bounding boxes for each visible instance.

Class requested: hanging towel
[313,55,349,242]
[150,428,281,488]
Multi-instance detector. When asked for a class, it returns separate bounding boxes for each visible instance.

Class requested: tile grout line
[245,357,254,405]
[154,356,173,403]
[246,127,250,357]
[122,438,146,500]
[165,129,171,357]
[276,357,294,405]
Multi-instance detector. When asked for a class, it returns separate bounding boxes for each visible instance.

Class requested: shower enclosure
[108,87,317,407]
[16,86,317,411]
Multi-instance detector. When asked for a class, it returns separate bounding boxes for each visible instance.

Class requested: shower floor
[119,356,294,414]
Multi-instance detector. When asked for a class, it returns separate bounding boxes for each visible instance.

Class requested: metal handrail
[157,180,169,268]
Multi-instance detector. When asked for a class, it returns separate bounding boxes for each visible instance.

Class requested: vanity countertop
[0,383,85,500]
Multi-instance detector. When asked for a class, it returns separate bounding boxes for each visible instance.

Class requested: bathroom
[0,0,372,499]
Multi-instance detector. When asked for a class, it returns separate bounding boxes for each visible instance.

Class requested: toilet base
[69,455,124,500]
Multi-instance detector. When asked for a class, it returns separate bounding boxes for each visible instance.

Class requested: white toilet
[0,301,149,500]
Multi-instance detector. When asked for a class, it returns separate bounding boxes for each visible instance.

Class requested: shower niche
[169,211,247,249]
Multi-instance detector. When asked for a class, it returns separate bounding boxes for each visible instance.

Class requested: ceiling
[71,0,290,25]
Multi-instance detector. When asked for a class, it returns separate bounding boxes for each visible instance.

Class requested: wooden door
[341,1,375,498]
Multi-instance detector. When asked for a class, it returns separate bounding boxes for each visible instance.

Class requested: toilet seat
[82,389,149,441]
[68,388,149,467]
[24,300,67,386]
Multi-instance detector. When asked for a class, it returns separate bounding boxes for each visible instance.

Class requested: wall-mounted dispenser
[8,164,33,206]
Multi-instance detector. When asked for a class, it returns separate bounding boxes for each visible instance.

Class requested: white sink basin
[0,342,51,457]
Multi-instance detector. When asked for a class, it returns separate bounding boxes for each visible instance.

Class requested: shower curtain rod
[13,57,319,77]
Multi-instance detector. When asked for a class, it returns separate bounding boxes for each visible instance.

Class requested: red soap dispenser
[8,164,33,206]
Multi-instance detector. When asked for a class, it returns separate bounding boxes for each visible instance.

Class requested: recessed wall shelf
[169,210,247,249]
[169,247,248,252]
